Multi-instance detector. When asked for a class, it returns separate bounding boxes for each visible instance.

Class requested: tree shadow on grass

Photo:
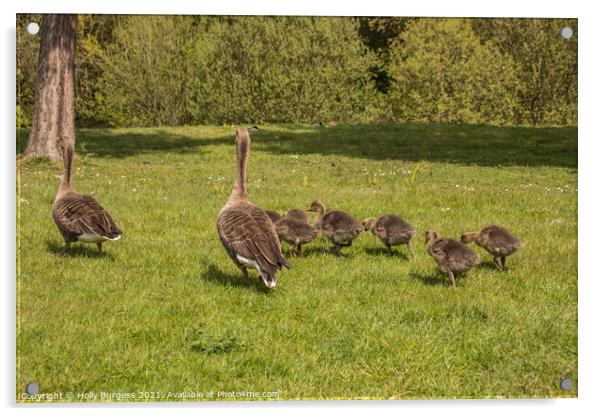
[253,123,578,168]
[44,240,116,260]
[364,246,411,260]
[18,123,577,168]
[202,264,272,294]
[17,128,231,160]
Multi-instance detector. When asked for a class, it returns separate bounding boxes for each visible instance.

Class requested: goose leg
[407,241,415,260]
[239,267,250,285]
[56,242,70,257]
[97,242,103,254]
[289,244,297,258]
[296,244,303,256]
[501,256,506,269]
[386,244,392,255]
[448,271,456,288]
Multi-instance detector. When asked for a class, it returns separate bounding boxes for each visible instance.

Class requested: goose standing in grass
[362,215,416,258]
[274,216,319,257]
[217,128,291,288]
[307,200,363,255]
[461,225,524,270]
[425,230,479,287]
[52,143,121,256]
[265,210,282,223]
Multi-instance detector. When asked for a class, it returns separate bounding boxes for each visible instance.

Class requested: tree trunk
[23,14,77,161]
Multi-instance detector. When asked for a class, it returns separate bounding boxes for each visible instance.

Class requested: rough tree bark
[23,14,77,161]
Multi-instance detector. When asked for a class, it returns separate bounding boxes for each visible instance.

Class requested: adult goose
[362,215,416,258]
[217,128,291,288]
[307,200,363,255]
[425,230,479,287]
[461,225,524,270]
[52,143,121,255]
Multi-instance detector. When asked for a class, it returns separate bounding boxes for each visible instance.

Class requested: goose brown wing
[218,204,291,271]
[53,194,121,239]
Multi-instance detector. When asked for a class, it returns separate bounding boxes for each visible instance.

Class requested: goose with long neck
[52,142,122,256]
[217,127,290,288]
[307,200,363,255]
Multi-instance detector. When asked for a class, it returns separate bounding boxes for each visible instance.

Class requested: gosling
[461,225,524,270]
[307,200,363,255]
[425,230,480,287]
[362,215,416,259]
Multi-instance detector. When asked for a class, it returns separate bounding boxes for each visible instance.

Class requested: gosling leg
[407,241,415,260]
[56,242,71,257]
[448,271,456,288]
[331,244,342,255]
[493,256,502,271]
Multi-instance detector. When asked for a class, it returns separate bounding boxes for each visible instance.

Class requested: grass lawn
[16,123,577,401]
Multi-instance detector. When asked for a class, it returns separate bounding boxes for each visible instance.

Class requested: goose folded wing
[56,196,121,238]
[220,207,290,270]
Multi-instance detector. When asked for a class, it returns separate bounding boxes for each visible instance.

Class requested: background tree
[386,18,521,125]
[16,14,40,129]
[16,15,577,128]
[194,16,379,124]
[472,18,577,125]
[23,14,77,161]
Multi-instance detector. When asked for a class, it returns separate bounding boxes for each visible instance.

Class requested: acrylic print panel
[16,14,577,402]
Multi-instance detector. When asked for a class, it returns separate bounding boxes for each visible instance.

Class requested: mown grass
[16,123,577,401]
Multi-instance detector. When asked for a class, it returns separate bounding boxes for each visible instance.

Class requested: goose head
[361,217,377,232]
[460,231,478,244]
[307,200,325,215]
[425,229,439,245]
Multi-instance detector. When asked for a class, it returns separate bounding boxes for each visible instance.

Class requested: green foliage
[16,15,577,127]
[17,124,577,400]
[387,19,521,125]
[16,14,41,128]
[93,16,201,126]
[194,16,380,124]
[472,18,578,125]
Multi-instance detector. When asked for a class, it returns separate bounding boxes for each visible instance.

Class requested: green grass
[16,123,577,401]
